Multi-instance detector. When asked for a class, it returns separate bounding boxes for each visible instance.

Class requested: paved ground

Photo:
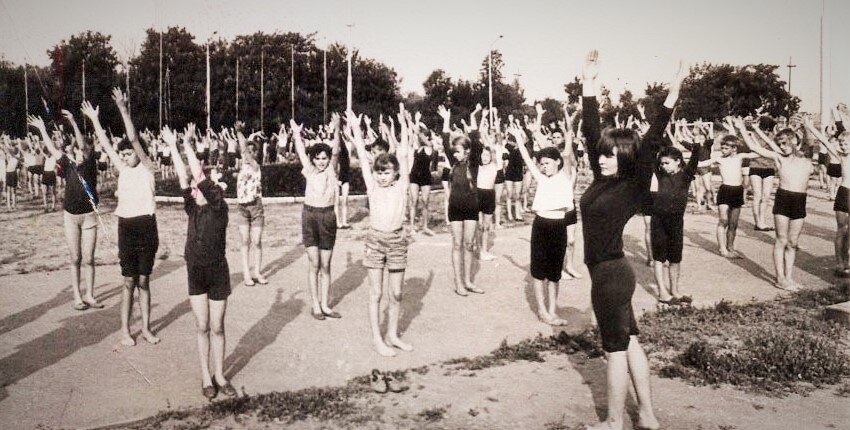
[0,182,846,429]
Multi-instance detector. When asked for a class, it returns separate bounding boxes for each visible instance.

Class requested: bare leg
[408,183,420,232]
[80,226,99,304]
[319,249,335,314]
[120,276,136,346]
[834,212,848,271]
[450,221,466,294]
[138,275,160,344]
[532,278,551,320]
[250,225,266,282]
[209,298,228,385]
[627,337,660,429]
[716,205,730,257]
[462,220,479,290]
[727,207,741,256]
[306,246,322,313]
[773,215,791,288]
[367,268,396,356]
[420,186,433,234]
[63,218,85,306]
[385,270,412,351]
[750,175,764,228]
[339,182,350,227]
[669,263,681,298]
[760,176,775,228]
[643,216,652,264]
[653,260,671,301]
[564,223,582,278]
[479,214,495,260]
[189,294,213,387]
[238,224,253,285]
[494,182,504,228]
[784,218,805,288]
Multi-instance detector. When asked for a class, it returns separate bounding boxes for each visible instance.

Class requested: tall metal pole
[206,41,211,130]
[82,61,86,132]
[235,57,239,123]
[260,48,264,132]
[159,29,163,129]
[323,47,328,124]
[786,56,796,94]
[819,0,824,123]
[291,47,295,121]
[126,64,131,114]
[24,65,28,121]
[346,24,354,111]
[488,35,503,125]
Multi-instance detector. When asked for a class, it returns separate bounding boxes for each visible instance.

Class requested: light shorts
[236,199,265,227]
[363,228,408,271]
[64,210,98,230]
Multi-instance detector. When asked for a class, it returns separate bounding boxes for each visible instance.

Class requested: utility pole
[82,61,86,132]
[235,57,239,123]
[786,56,796,93]
[24,65,28,121]
[323,45,328,124]
[346,24,354,111]
[159,29,163,129]
[260,48,264,132]
[290,47,295,121]
[819,0,824,123]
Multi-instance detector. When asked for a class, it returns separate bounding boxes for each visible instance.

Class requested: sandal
[465,286,485,294]
[202,384,217,400]
[254,276,269,285]
[216,380,237,397]
[73,302,89,311]
[311,311,326,321]
[244,279,256,287]
[322,310,342,319]
[384,373,409,393]
[83,299,105,309]
[454,289,469,297]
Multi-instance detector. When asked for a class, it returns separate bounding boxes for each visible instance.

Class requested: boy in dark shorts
[738,118,813,291]
[161,125,237,399]
[711,122,762,258]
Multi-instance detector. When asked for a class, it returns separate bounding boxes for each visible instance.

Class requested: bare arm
[344,110,375,190]
[734,118,779,161]
[80,101,124,168]
[26,115,63,159]
[112,88,154,170]
[161,126,189,189]
[61,110,87,152]
[508,124,544,183]
[290,120,311,168]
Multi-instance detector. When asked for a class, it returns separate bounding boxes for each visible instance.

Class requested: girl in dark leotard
[408,131,436,235]
[504,141,525,223]
[580,50,683,430]
[437,104,484,296]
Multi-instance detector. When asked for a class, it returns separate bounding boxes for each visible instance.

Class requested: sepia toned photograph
[0,1,848,429]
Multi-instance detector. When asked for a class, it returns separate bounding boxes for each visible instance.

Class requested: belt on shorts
[304,205,334,213]
[239,197,260,206]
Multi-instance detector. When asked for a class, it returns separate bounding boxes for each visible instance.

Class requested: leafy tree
[563,76,582,104]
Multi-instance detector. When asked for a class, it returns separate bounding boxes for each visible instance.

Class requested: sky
[0,0,847,114]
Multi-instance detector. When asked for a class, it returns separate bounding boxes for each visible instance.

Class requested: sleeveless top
[532,169,573,212]
[114,164,156,218]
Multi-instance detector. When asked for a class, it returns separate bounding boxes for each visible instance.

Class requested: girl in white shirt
[508,125,574,326]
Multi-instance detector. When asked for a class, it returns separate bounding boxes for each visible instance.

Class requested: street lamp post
[488,35,503,125]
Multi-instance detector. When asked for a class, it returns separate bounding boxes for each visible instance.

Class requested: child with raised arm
[346,106,415,357]
[232,127,268,287]
[507,122,574,326]
[736,117,812,291]
[4,143,19,211]
[804,113,850,277]
[475,116,504,261]
[161,125,237,399]
[711,119,762,258]
[292,117,342,320]
[82,89,160,346]
[437,105,484,296]
[650,144,699,305]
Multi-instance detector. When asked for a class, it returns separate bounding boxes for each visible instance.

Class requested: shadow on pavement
[398,270,434,335]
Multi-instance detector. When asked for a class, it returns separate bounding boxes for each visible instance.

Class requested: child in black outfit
[162,124,237,400]
[650,146,699,304]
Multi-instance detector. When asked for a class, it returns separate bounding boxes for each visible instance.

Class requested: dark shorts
[495,170,505,185]
[411,170,432,187]
[5,172,17,188]
[749,167,775,179]
[530,215,568,282]
[834,186,849,213]
[717,184,744,209]
[448,195,479,222]
[118,215,159,278]
[97,162,108,172]
[827,163,842,178]
[477,188,496,215]
[440,168,450,183]
[27,165,44,176]
[42,171,57,186]
[196,151,209,164]
[236,199,265,227]
[590,257,640,353]
[637,195,653,216]
[302,205,337,250]
[565,209,578,226]
[818,152,829,165]
[187,261,231,300]
[505,168,523,183]
[651,212,685,263]
[696,166,712,176]
[160,155,172,166]
[773,188,807,220]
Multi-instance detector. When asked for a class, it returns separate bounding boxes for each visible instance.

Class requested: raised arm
[344,110,375,191]
[182,123,203,178]
[395,106,411,187]
[734,118,779,161]
[437,105,457,166]
[112,88,154,170]
[508,124,544,182]
[581,50,602,178]
[26,115,63,159]
[80,101,123,168]
[290,119,311,168]
[161,126,189,189]
[61,109,87,152]
[803,116,841,159]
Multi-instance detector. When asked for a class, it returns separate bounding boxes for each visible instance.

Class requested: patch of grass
[444,332,603,372]
[643,285,850,395]
[416,405,448,422]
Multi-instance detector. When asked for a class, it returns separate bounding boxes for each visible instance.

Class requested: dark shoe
[202,385,217,399]
[454,288,469,297]
[370,369,388,394]
[465,287,485,294]
[322,310,342,319]
[83,299,105,309]
[384,373,409,393]
[216,380,237,397]
[311,311,326,320]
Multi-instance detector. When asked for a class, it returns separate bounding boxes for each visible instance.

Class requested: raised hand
[289,119,303,136]
[26,115,46,131]
[161,126,178,145]
[112,87,129,111]
[474,103,483,113]
[80,101,99,120]
[636,103,646,119]
[437,105,451,121]
[582,49,599,82]
[535,103,544,116]
[61,109,76,123]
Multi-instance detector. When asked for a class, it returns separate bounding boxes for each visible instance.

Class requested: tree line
[0,28,799,137]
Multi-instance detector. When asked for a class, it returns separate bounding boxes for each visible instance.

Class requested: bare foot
[479,252,496,261]
[254,274,269,285]
[586,418,621,430]
[422,228,435,236]
[464,282,484,294]
[728,250,743,259]
[141,330,161,345]
[386,336,414,352]
[775,279,800,292]
[121,335,136,346]
[636,410,661,430]
[373,340,397,357]
[564,266,583,279]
